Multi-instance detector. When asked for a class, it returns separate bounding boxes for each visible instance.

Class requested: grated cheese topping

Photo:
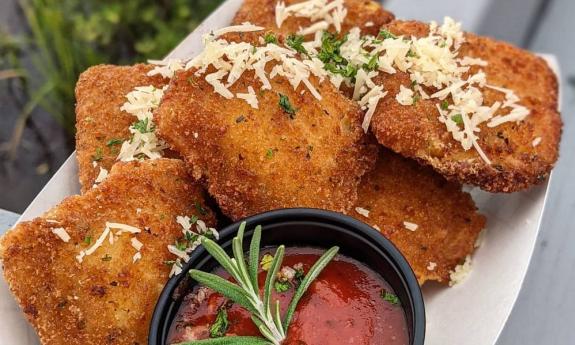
[118,86,168,162]
[148,59,185,79]
[93,166,108,186]
[237,86,259,109]
[403,221,419,231]
[532,137,542,147]
[167,215,220,277]
[51,227,71,243]
[76,222,142,263]
[131,237,144,251]
[275,0,347,33]
[355,207,370,217]
[427,262,437,271]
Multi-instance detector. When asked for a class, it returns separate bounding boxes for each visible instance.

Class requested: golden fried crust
[0,159,216,345]
[155,67,378,221]
[370,20,562,193]
[352,149,485,285]
[232,0,394,37]
[75,64,168,193]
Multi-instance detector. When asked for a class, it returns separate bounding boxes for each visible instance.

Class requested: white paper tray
[0,0,559,344]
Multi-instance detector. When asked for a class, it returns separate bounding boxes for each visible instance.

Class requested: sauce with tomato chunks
[168,247,409,345]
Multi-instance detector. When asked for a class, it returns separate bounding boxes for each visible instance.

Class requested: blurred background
[0,0,573,344]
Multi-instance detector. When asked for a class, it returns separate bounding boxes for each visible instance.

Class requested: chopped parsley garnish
[279,94,297,118]
[318,32,357,78]
[235,115,246,123]
[381,290,400,305]
[378,29,398,40]
[209,308,229,338]
[265,148,275,159]
[286,34,308,56]
[260,254,274,271]
[175,240,187,251]
[412,93,421,105]
[274,280,291,293]
[102,254,112,262]
[91,148,103,162]
[440,100,450,110]
[83,236,92,245]
[132,118,151,133]
[106,138,124,147]
[406,49,417,58]
[451,114,464,125]
[264,32,278,44]
[363,54,379,71]
[195,201,208,215]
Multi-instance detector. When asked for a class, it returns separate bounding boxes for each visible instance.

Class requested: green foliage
[0,0,224,147]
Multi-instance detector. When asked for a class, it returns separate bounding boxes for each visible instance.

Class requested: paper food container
[0,1,560,344]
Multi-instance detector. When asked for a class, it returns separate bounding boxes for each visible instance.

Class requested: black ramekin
[149,208,425,345]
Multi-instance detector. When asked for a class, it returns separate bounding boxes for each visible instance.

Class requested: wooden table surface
[1,0,573,344]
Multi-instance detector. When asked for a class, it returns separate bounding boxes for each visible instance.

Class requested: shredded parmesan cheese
[118,85,168,162]
[51,227,71,243]
[355,207,370,217]
[403,221,419,231]
[94,166,108,185]
[148,59,185,79]
[532,137,542,147]
[131,237,144,251]
[427,262,437,271]
[133,252,142,263]
[275,0,347,33]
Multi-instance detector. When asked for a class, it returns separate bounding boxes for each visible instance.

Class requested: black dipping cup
[149,208,425,345]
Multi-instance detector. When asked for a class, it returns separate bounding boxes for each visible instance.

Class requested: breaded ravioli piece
[156,68,377,221]
[0,159,216,345]
[75,64,168,193]
[369,20,561,193]
[232,0,394,37]
[352,149,485,285]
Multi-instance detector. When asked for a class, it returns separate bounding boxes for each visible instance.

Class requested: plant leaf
[232,223,251,290]
[273,299,283,337]
[248,225,262,293]
[283,246,339,329]
[263,245,284,317]
[202,238,242,282]
[189,270,256,314]
[172,335,272,345]
[250,316,278,345]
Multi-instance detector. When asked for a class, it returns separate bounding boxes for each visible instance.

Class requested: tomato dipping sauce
[168,247,409,344]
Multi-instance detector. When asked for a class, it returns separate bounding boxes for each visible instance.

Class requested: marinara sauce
[168,247,409,344]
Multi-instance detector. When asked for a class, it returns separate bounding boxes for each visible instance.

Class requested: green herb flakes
[209,308,229,338]
[92,148,103,162]
[274,280,291,293]
[83,236,92,245]
[195,201,208,215]
[132,118,151,133]
[264,32,278,44]
[451,114,463,125]
[286,34,308,55]
[381,290,400,305]
[440,100,449,110]
[102,254,112,262]
[279,94,297,118]
[106,138,123,147]
[265,148,275,159]
[378,29,397,40]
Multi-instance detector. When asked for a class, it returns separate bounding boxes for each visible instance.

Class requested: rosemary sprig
[186,222,338,344]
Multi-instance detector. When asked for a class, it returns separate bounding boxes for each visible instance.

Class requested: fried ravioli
[155,67,377,221]
[232,0,394,37]
[0,159,216,345]
[75,64,168,193]
[370,20,561,193]
[352,149,485,285]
